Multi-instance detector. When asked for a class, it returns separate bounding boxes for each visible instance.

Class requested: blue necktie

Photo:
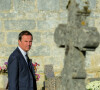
[25,53,30,67]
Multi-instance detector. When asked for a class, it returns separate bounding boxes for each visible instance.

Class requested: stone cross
[44,64,62,90]
[44,64,55,79]
[44,64,55,90]
[54,0,100,90]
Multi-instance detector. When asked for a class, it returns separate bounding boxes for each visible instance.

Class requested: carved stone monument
[54,0,100,90]
[44,64,55,90]
[43,64,62,90]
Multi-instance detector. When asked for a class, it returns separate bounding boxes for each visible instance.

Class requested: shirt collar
[18,46,27,57]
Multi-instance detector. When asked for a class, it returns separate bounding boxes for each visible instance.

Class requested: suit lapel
[16,47,29,68]
[16,47,35,76]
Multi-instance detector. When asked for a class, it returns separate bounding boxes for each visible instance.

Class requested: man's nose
[28,42,32,45]
[27,42,30,45]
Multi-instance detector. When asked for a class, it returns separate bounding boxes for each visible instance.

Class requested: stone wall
[0,0,100,89]
[85,0,100,81]
[0,0,66,89]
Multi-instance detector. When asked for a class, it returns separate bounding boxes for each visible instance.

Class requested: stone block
[31,32,41,43]
[60,0,68,10]
[14,0,35,12]
[60,11,68,19]
[44,64,54,79]
[87,78,100,82]
[85,51,94,68]
[45,76,62,90]
[37,0,60,11]
[45,13,59,20]
[0,13,16,19]
[0,73,8,89]
[0,47,16,57]
[0,21,1,30]
[0,58,8,66]
[0,32,5,44]
[4,20,36,30]
[7,32,19,45]
[41,32,54,44]
[73,0,96,10]
[88,0,96,9]
[29,45,50,56]
[0,0,11,11]
[51,47,65,57]
[45,77,55,90]
[55,76,62,90]
[73,79,86,90]
[37,20,58,30]
[54,24,67,46]
[44,57,64,72]
[88,19,95,27]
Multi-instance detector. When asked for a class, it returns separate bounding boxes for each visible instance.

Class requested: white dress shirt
[18,46,28,63]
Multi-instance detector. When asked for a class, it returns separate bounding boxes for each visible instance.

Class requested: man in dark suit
[8,31,37,90]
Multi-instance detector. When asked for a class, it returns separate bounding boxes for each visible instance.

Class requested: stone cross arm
[54,24,100,51]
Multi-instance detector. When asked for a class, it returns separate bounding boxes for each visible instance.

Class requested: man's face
[18,35,33,52]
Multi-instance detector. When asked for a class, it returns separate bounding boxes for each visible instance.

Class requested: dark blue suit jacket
[8,47,37,90]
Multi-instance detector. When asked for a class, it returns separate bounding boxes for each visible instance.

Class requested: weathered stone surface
[90,13,100,18]
[4,20,36,30]
[54,24,100,49]
[45,76,62,90]
[7,32,41,45]
[7,32,19,45]
[45,13,59,20]
[73,79,86,90]
[54,0,100,90]
[60,46,86,90]
[54,0,100,49]
[43,64,55,90]
[85,51,94,68]
[31,32,41,43]
[0,13,16,19]
[45,78,56,90]
[43,64,62,90]
[0,21,1,31]
[37,20,58,30]
[44,64,54,79]
[61,0,96,11]
[59,11,68,19]
[0,58,8,66]
[54,24,67,46]
[76,0,96,10]
[87,78,100,82]
[88,19,95,27]
[50,47,65,57]
[0,0,11,11]
[55,76,62,90]
[0,73,8,89]
[44,57,64,68]
[60,0,68,10]
[0,32,5,44]
[29,45,50,56]
[37,0,60,11]
[14,0,35,12]
[0,47,16,57]
[41,32,54,44]
[88,0,96,9]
